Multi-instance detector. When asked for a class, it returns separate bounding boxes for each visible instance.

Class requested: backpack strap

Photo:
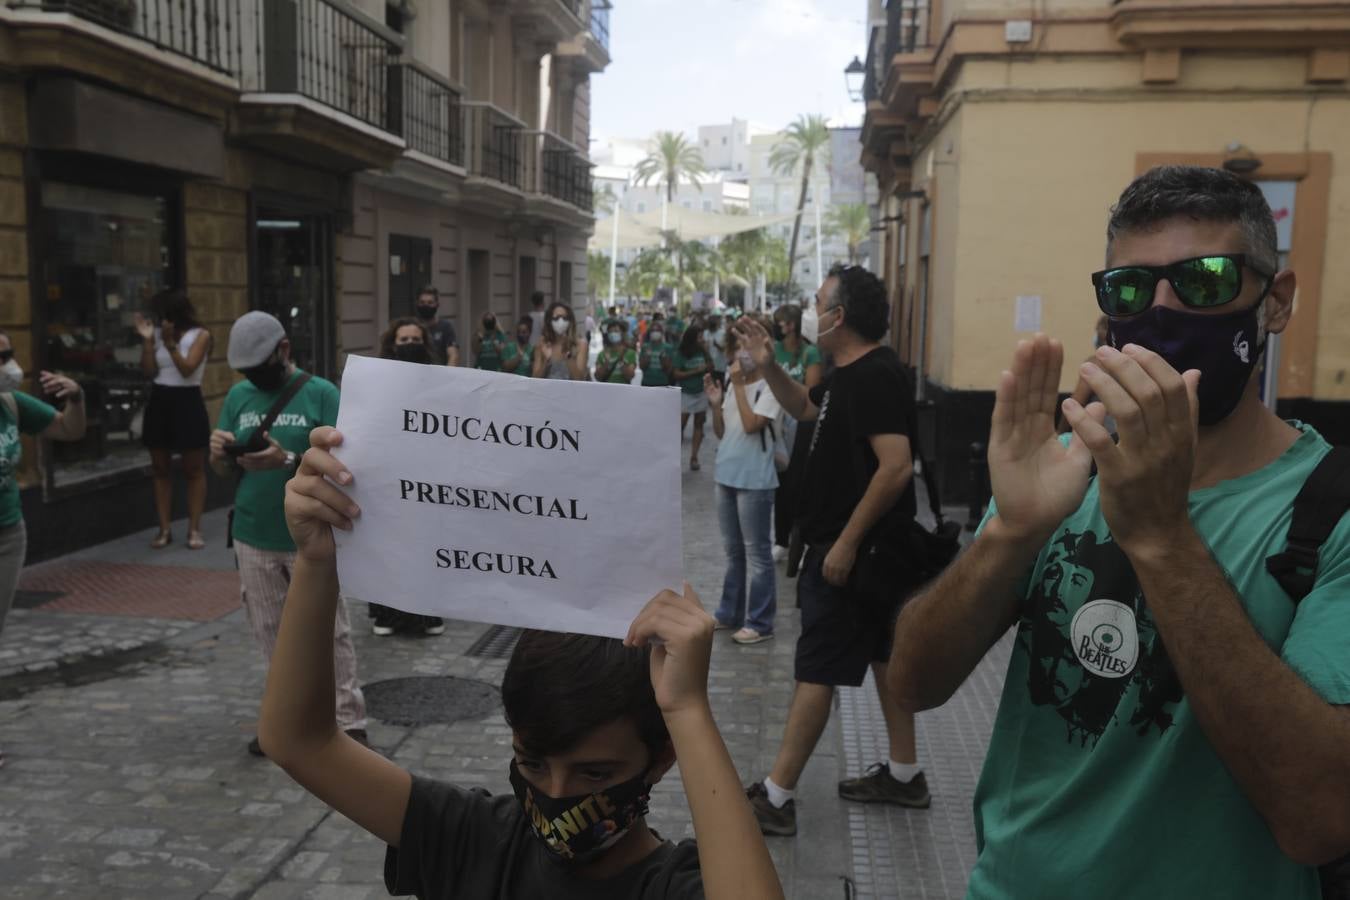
[1266,446,1350,603]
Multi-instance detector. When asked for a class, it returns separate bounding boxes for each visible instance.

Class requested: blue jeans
[713,484,777,634]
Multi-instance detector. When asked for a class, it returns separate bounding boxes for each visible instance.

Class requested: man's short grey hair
[1106,166,1279,276]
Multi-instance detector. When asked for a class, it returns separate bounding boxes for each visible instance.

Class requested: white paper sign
[331,356,683,639]
[1014,295,1042,333]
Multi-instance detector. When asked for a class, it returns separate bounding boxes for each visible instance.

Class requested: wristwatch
[284,451,298,472]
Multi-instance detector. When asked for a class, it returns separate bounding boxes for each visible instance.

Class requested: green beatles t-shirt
[476,332,510,372]
[0,392,56,528]
[641,341,674,387]
[597,347,637,384]
[218,370,340,552]
[774,340,821,384]
[968,425,1348,900]
[673,351,707,395]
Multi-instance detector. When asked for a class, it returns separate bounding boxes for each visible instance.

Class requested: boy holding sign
[259,426,785,900]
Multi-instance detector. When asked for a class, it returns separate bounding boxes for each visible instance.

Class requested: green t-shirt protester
[473,314,512,372]
[596,321,637,384]
[773,339,821,385]
[889,167,1350,900]
[505,317,533,376]
[641,326,675,387]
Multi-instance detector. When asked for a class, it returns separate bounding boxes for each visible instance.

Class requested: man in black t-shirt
[733,265,930,838]
[414,285,460,366]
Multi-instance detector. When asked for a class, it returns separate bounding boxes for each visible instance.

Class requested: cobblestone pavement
[0,438,1007,899]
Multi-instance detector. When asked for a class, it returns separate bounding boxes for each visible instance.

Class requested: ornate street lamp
[845,56,866,102]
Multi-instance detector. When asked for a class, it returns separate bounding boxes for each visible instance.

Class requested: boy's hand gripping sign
[332,355,683,638]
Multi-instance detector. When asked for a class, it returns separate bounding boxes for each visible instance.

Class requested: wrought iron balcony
[388,60,463,168]
[886,0,932,57]
[589,0,610,53]
[5,0,244,74]
[244,0,402,132]
[524,130,592,212]
[463,101,526,190]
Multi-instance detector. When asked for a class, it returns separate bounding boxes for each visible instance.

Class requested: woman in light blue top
[705,324,783,645]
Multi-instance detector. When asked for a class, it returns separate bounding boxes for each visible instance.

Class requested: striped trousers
[234,540,367,731]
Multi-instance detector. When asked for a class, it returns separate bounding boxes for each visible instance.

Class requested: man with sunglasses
[889,166,1349,898]
[210,311,367,757]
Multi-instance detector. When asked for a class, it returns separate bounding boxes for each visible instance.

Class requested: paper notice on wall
[390,255,402,276]
[332,356,683,638]
[1014,295,1042,333]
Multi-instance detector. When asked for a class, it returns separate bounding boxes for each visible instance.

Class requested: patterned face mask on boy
[508,761,652,869]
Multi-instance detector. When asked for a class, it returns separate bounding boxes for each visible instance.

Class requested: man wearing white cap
[209,311,367,755]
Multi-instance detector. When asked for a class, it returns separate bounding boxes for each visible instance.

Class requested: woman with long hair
[531,303,589,380]
[673,324,712,471]
[135,289,213,550]
[705,324,782,644]
[369,317,443,637]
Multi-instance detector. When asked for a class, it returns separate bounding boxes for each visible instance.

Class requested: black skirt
[142,384,211,452]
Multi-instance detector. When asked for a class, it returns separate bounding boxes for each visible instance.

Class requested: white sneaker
[771,545,787,562]
[732,628,774,645]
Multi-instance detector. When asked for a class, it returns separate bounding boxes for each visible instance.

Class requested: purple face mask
[1107,304,1264,427]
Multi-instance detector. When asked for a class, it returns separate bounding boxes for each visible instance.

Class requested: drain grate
[362,676,500,727]
[465,625,522,659]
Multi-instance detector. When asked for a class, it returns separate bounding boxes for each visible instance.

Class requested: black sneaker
[745,782,797,836]
[422,617,445,636]
[247,736,265,758]
[837,763,931,808]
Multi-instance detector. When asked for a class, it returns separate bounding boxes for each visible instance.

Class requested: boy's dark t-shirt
[799,345,917,546]
[426,319,458,365]
[385,776,704,899]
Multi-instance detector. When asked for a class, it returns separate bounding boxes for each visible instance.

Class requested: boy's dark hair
[418,285,439,302]
[1106,166,1278,274]
[516,315,534,332]
[502,630,670,757]
[827,263,888,342]
[531,290,547,309]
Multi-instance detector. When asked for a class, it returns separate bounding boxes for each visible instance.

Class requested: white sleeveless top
[154,327,207,387]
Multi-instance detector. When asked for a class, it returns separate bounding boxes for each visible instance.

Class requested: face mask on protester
[416,303,437,320]
[649,330,663,344]
[801,305,840,345]
[518,331,531,346]
[393,343,430,364]
[607,332,622,345]
[509,761,652,869]
[244,354,288,392]
[1108,304,1265,426]
[552,317,571,336]
[0,359,22,393]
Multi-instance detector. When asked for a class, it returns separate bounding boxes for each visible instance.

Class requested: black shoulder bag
[1263,446,1350,900]
[849,418,962,605]
[225,373,313,549]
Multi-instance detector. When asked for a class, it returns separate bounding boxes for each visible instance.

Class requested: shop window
[37,182,175,487]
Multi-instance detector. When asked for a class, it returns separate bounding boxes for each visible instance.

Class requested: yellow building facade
[861,0,1350,500]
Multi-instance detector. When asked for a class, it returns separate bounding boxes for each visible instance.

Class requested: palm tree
[770,114,832,295]
[633,131,707,211]
[587,250,612,299]
[826,203,873,264]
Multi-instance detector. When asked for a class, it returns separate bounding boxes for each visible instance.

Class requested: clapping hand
[987,335,1106,547]
[38,371,81,401]
[704,374,723,406]
[731,318,775,370]
[133,313,155,342]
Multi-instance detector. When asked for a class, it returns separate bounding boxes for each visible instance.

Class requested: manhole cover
[363,676,500,727]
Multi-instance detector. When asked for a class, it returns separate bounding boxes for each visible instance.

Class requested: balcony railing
[885,0,931,57]
[388,60,463,167]
[6,0,244,74]
[463,101,525,189]
[863,23,884,102]
[589,0,610,53]
[244,0,402,132]
[524,131,592,212]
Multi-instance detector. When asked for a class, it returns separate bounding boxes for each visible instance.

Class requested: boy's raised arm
[259,426,412,847]
[626,586,785,900]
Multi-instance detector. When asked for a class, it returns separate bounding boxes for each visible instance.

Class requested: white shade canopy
[590,208,797,252]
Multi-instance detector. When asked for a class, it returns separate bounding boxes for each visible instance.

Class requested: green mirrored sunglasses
[1090,254,1273,318]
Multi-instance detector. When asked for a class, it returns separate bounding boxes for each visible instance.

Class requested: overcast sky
[589,0,869,145]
